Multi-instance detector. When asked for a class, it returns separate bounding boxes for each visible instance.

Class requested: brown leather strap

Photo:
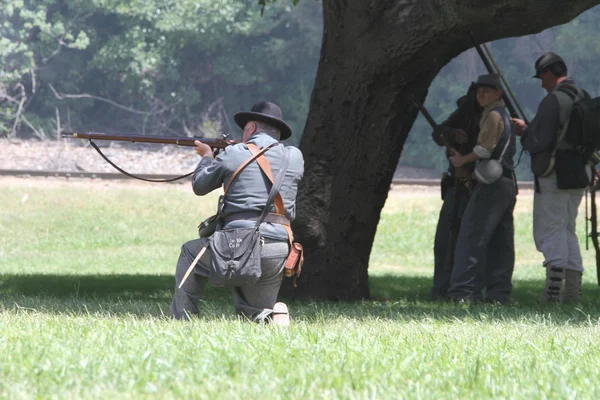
[247,143,293,245]
[282,224,294,246]
[223,143,276,195]
[246,143,285,215]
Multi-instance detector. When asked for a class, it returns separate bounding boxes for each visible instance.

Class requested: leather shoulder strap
[223,143,276,195]
[246,143,285,216]
[247,142,294,244]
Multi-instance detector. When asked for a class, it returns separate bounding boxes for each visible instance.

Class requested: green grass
[1,179,600,399]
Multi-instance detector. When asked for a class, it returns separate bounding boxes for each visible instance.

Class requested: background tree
[0,0,91,137]
[290,0,599,300]
[1,0,322,144]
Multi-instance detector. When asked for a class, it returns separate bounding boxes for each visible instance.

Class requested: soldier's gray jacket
[521,79,577,153]
[192,132,304,241]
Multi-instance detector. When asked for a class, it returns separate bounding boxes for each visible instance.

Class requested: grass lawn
[1,178,600,399]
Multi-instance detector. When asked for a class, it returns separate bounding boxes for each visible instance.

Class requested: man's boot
[271,302,290,327]
[563,270,583,303]
[539,266,565,303]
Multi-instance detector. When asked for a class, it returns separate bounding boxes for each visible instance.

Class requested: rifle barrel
[410,97,438,129]
[469,34,522,121]
[61,131,237,148]
[481,43,530,125]
[410,97,458,152]
[474,46,519,119]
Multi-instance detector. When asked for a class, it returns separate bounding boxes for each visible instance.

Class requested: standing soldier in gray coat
[170,102,304,324]
[511,53,588,303]
[448,74,517,304]
[430,84,482,300]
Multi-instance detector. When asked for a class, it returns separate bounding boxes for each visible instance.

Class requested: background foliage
[0,0,321,144]
[1,1,599,175]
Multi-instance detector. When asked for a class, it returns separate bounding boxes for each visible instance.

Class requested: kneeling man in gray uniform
[170,102,304,324]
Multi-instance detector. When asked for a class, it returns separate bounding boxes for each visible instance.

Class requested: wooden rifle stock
[61,130,238,148]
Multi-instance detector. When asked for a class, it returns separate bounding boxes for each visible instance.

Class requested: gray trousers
[534,172,585,272]
[432,184,470,299]
[170,237,289,322]
[448,176,517,303]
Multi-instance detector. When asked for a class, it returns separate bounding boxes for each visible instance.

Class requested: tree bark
[287,0,598,300]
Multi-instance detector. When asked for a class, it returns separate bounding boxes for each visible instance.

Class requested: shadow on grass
[1,273,599,324]
[0,273,176,300]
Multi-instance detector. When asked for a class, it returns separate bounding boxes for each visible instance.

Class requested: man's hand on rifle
[448,149,464,167]
[450,151,480,168]
[510,118,527,137]
[194,140,214,158]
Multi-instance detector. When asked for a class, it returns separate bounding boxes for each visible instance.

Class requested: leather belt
[223,211,290,226]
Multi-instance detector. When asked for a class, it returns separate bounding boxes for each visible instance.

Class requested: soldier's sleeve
[473,111,504,159]
[521,94,560,153]
[191,149,231,196]
[284,146,304,222]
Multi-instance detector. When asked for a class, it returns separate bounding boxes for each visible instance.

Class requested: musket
[61,130,238,182]
[481,44,530,125]
[469,34,530,125]
[61,130,238,148]
[410,97,454,152]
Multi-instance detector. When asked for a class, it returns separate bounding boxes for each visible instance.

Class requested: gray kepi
[234,101,292,140]
[471,74,512,184]
[533,52,565,78]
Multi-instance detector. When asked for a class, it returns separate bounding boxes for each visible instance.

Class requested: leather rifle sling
[178,143,277,289]
[246,143,294,245]
[223,143,277,195]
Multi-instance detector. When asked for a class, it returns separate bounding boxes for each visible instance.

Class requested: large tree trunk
[286,0,597,300]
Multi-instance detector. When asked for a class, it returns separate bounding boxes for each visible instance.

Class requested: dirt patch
[1,138,199,175]
[1,138,442,179]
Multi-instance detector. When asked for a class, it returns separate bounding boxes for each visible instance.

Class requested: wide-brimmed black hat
[234,101,292,140]
[473,74,503,90]
[533,52,565,78]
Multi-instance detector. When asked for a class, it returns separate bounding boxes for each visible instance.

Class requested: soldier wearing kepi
[447,74,517,304]
[430,84,482,300]
[511,53,589,303]
[170,101,304,324]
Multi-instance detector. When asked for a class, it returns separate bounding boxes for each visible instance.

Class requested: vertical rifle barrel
[473,43,495,75]
[473,44,518,119]
[470,34,521,121]
[482,43,530,125]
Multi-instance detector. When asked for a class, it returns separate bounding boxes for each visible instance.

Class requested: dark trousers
[432,184,470,299]
[170,237,288,321]
[448,176,516,303]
